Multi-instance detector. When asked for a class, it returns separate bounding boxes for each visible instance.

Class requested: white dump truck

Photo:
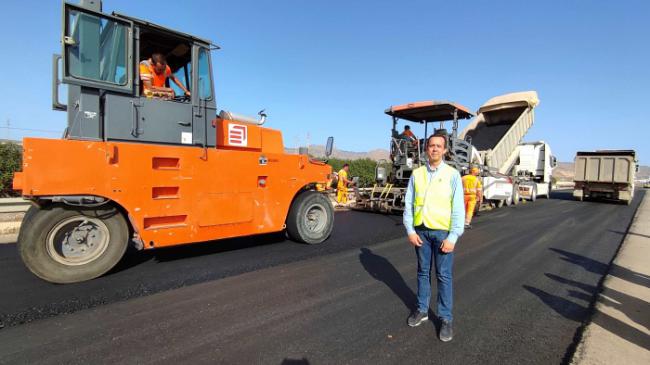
[573,150,637,204]
[460,91,556,206]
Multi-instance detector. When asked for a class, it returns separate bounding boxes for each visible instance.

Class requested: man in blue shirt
[403,131,465,342]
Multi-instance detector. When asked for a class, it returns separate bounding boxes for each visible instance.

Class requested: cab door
[62,3,133,93]
[61,3,133,140]
[104,29,195,145]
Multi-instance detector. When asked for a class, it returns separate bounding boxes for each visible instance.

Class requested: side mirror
[258,109,267,125]
[325,136,334,157]
[52,54,67,111]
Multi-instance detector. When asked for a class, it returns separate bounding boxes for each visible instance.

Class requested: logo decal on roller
[228,124,248,147]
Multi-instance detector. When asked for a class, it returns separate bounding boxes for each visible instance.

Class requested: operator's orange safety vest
[401,130,416,139]
[139,60,172,87]
[462,174,482,196]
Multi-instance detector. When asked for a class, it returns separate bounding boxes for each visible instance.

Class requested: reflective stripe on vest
[413,164,454,231]
[139,60,171,87]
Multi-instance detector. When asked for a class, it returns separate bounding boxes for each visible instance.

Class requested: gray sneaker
[407,311,428,327]
[439,319,453,342]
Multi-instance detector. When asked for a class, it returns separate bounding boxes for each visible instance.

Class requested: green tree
[326,158,385,188]
[0,143,22,197]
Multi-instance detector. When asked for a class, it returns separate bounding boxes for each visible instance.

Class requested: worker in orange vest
[461,167,483,229]
[140,53,191,99]
[400,125,417,143]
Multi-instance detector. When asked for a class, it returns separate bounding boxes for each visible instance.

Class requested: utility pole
[293,135,299,149]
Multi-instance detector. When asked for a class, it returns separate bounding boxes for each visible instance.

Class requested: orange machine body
[13,119,330,249]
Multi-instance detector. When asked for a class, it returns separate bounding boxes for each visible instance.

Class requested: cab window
[138,29,192,101]
[171,61,191,97]
[66,9,128,85]
[197,48,212,100]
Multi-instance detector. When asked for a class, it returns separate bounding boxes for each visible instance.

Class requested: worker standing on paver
[400,125,417,143]
[403,132,465,342]
[337,164,352,206]
[461,166,483,229]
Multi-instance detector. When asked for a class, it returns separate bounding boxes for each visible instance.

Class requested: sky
[0,0,648,164]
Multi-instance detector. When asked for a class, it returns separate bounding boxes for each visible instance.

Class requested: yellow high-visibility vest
[413,164,455,231]
[337,169,348,190]
[462,174,482,196]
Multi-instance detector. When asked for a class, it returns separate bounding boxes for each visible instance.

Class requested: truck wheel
[574,189,583,201]
[531,186,537,202]
[512,185,520,205]
[504,191,513,206]
[286,191,334,244]
[18,205,129,284]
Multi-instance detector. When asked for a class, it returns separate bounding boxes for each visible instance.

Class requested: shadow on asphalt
[524,276,650,351]
[349,210,404,226]
[550,248,650,288]
[609,229,650,240]
[358,247,444,330]
[105,209,407,277]
[552,189,643,205]
[280,358,310,365]
[549,248,609,275]
[550,191,576,201]
[108,232,287,277]
[524,248,650,353]
[358,247,416,312]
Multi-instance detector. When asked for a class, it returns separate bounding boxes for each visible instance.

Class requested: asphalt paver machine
[353,101,474,213]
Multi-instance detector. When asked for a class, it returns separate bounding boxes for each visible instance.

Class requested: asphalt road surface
[0,190,644,364]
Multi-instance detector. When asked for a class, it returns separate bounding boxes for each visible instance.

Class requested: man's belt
[415,225,449,232]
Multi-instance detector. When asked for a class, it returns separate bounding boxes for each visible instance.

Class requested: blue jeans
[414,229,454,321]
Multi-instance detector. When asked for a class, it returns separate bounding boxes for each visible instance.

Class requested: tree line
[0,143,21,197]
[326,157,388,188]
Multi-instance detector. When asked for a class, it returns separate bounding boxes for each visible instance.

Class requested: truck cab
[514,141,557,200]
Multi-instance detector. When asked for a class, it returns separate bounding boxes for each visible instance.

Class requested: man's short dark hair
[343,163,349,168]
[404,125,410,130]
[151,52,167,66]
[426,131,448,149]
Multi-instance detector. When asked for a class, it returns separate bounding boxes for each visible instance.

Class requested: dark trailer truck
[573,150,637,204]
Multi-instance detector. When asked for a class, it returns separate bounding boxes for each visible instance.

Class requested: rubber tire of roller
[286,191,334,245]
[18,205,129,284]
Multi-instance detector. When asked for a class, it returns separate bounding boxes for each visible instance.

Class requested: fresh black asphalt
[0,190,644,364]
[0,206,406,329]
